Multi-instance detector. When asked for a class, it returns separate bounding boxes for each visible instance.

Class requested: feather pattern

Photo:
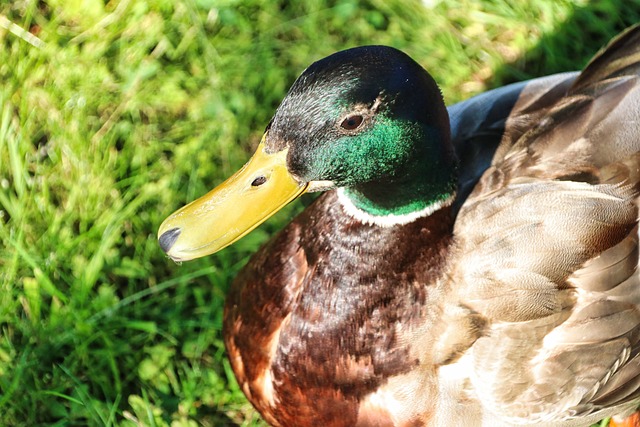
[440,25,640,425]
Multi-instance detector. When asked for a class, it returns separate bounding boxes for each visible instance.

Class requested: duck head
[158,46,457,261]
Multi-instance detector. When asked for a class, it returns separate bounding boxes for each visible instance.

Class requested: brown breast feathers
[224,190,454,427]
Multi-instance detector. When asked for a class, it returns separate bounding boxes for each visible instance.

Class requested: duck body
[160,26,640,426]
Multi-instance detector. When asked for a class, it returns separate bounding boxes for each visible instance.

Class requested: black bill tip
[158,227,181,253]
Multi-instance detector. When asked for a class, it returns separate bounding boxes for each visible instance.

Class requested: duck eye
[340,114,364,131]
[251,175,267,187]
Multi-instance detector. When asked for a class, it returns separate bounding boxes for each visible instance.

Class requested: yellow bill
[158,139,308,261]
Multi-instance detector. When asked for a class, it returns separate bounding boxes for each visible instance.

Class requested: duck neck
[340,153,458,222]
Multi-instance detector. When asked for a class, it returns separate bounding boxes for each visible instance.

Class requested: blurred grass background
[2,0,640,426]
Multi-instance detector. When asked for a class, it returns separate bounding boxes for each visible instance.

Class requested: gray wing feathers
[448,25,640,422]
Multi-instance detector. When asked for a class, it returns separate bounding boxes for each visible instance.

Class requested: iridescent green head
[158,46,458,260]
[268,45,457,216]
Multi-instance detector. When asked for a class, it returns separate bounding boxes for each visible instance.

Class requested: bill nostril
[159,227,181,253]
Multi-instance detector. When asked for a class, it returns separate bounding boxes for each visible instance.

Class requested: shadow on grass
[492,0,640,85]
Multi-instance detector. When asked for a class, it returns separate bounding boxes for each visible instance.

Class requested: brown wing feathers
[572,24,640,92]
[451,25,640,421]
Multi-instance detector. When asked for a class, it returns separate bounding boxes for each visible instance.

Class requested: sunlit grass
[1,0,639,425]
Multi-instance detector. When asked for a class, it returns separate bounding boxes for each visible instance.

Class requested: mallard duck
[158,25,640,427]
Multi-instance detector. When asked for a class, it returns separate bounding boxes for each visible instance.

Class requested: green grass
[1,0,640,426]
